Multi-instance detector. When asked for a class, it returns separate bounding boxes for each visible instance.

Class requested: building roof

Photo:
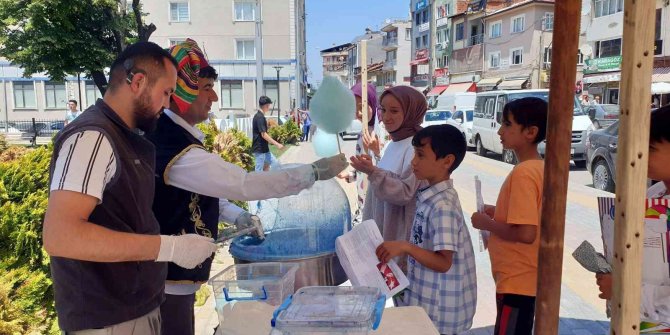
[486,0,554,17]
[320,43,354,54]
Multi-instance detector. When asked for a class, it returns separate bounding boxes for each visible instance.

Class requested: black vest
[48,100,165,331]
[146,113,219,284]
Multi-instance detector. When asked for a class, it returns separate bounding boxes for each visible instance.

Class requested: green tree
[0,0,156,95]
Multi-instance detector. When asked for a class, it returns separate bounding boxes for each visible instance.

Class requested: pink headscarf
[350,82,378,127]
[379,86,427,142]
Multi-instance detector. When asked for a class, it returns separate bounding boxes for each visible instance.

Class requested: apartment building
[320,43,353,85]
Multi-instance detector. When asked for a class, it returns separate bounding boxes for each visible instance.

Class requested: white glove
[311,153,349,181]
[156,234,218,269]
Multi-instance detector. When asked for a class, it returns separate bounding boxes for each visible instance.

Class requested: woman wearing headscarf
[350,85,428,272]
[338,82,385,224]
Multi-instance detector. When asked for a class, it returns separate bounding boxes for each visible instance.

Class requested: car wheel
[574,160,587,169]
[593,159,615,192]
[476,136,487,157]
[503,149,517,165]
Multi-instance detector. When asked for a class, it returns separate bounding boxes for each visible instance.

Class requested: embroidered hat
[168,39,209,113]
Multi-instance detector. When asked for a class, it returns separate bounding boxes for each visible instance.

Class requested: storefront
[582,56,621,104]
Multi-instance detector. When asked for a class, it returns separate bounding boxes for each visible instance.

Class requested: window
[656,8,662,55]
[489,52,501,68]
[511,15,524,33]
[543,13,554,31]
[416,37,421,48]
[85,81,102,108]
[455,23,464,41]
[234,2,255,21]
[13,82,36,109]
[596,38,622,58]
[490,21,502,38]
[422,35,428,47]
[221,81,243,108]
[236,40,255,60]
[169,38,186,47]
[511,48,523,65]
[422,11,428,24]
[386,50,397,61]
[405,28,412,40]
[577,50,584,64]
[169,2,189,22]
[44,81,67,109]
[594,0,623,18]
[415,12,421,24]
[264,81,278,108]
[544,47,552,64]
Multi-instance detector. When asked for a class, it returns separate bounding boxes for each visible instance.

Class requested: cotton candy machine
[229,164,351,288]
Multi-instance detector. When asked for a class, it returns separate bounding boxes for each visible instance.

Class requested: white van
[471,89,590,166]
[436,92,476,112]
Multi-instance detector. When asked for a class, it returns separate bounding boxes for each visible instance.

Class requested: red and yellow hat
[168,39,209,113]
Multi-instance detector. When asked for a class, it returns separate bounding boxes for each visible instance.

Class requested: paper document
[335,220,409,297]
[475,176,490,251]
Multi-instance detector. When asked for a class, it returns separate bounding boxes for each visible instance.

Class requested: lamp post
[273,65,283,124]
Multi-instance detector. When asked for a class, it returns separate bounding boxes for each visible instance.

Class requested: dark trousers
[494,293,536,335]
[302,125,311,141]
[160,293,195,335]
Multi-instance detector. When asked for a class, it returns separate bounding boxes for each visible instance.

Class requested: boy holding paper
[596,106,670,324]
[375,124,477,334]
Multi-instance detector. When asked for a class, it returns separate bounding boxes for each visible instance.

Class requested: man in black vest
[43,42,219,335]
[147,39,348,335]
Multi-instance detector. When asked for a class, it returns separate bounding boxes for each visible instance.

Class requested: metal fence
[0,119,63,146]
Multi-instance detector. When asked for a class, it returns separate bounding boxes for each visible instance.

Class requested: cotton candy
[312,128,339,158]
[309,76,356,134]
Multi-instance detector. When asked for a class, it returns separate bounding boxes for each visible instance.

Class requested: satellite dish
[580,44,593,57]
[581,0,591,15]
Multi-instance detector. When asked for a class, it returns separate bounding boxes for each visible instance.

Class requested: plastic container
[270,286,386,334]
[209,262,299,332]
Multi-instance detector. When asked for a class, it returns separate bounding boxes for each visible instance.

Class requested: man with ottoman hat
[146,39,349,334]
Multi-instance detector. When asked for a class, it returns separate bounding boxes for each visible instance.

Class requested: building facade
[346,29,386,88]
[320,43,353,85]
[144,0,307,117]
[380,19,414,93]
[410,0,434,91]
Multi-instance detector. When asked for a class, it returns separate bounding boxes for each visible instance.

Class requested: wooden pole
[360,40,369,137]
[611,1,655,333]
[534,1,581,333]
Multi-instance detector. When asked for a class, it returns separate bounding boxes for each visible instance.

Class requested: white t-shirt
[377,137,414,175]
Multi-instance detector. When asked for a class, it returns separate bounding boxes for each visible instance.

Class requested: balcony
[383,59,397,70]
[436,17,448,28]
[418,22,429,33]
[468,34,484,46]
[383,36,398,51]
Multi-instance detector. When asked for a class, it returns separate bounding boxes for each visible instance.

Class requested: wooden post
[611,1,655,333]
[534,1,581,333]
[360,40,369,137]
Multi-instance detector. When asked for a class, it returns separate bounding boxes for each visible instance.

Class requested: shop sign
[434,68,449,78]
[416,0,427,11]
[584,56,622,74]
[415,48,429,60]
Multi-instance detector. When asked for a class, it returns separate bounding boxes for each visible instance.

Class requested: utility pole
[273,65,283,124]
[429,0,437,89]
[255,0,264,108]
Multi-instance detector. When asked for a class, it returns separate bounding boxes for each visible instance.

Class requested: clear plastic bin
[208,262,299,333]
[270,286,385,335]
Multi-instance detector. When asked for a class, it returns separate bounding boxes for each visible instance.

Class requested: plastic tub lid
[271,286,386,332]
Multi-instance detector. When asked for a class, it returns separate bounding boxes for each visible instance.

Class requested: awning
[477,77,502,87]
[653,67,670,83]
[498,79,528,90]
[427,85,448,96]
[410,58,430,66]
[442,82,476,94]
[652,82,670,94]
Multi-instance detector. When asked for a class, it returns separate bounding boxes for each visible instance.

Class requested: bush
[268,120,302,145]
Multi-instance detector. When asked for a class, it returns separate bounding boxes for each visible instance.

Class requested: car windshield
[425,111,450,121]
[466,110,473,122]
[507,91,585,116]
[600,105,620,114]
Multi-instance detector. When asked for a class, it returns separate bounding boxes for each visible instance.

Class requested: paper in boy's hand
[377,262,400,290]
[475,176,490,251]
[572,240,611,274]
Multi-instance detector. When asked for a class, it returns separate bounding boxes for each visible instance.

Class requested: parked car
[586,104,620,129]
[446,109,475,148]
[586,121,619,192]
[421,110,452,128]
[472,89,589,166]
[340,119,363,140]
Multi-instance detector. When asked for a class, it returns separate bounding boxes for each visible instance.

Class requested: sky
[305,0,410,87]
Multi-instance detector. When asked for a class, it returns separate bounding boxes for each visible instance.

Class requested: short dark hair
[259,96,273,107]
[412,124,466,173]
[502,97,548,144]
[650,105,670,144]
[108,42,178,92]
[199,65,218,80]
[68,99,77,105]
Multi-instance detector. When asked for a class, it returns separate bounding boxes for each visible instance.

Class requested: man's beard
[134,91,160,133]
